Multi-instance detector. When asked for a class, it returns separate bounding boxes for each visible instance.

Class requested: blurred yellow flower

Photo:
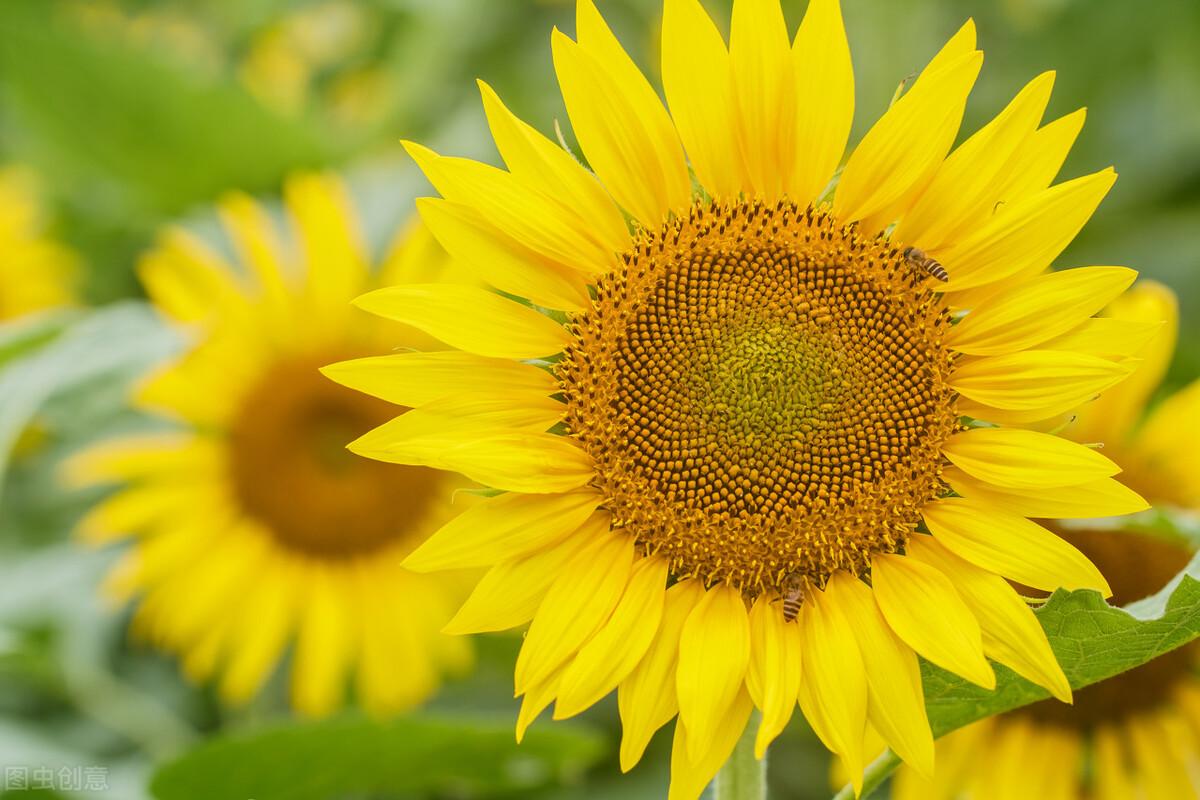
[330,0,1149,794]
[0,167,77,321]
[69,174,473,717]
[893,282,1200,800]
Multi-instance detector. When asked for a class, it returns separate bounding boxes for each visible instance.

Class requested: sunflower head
[70,174,474,717]
[335,0,1152,795]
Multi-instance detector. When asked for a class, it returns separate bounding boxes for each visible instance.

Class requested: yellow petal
[404,141,616,278]
[788,0,854,204]
[617,579,703,772]
[922,497,1110,595]
[137,229,244,323]
[516,662,565,743]
[1070,279,1179,445]
[939,168,1117,292]
[478,79,629,256]
[514,529,634,693]
[415,197,590,311]
[321,351,558,410]
[907,535,1071,703]
[443,527,594,634]
[1128,377,1200,508]
[825,572,934,779]
[404,489,601,572]
[661,0,743,199]
[797,581,868,792]
[285,173,371,322]
[894,71,1054,250]
[291,567,350,717]
[554,5,691,226]
[942,427,1121,489]
[676,583,751,761]
[947,266,1137,356]
[951,350,1134,418]
[1040,317,1163,360]
[669,689,755,800]
[1093,724,1136,800]
[555,555,669,718]
[730,0,795,200]
[942,465,1149,519]
[994,108,1087,204]
[746,595,802,758]
[870,553,994,689]
[834,41,982,225]
[216,191,292,307]
[353,284,569,359]
[64,433,216,487]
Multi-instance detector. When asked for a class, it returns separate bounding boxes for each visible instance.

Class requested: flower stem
[831,749,901,800]
[713,713,766,800]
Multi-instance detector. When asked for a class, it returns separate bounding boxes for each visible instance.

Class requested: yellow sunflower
[330,1,1149,794]
[69,173,473,717]
[0,166,77,321]
[892,282,1200,800]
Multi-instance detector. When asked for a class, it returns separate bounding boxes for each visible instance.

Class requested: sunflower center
[1018,530,1195,729]
[559,201,957,598]
[228,353,441,559]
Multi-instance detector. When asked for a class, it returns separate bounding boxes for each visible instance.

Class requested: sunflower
[892,282,1200,800]
[330,1,1149,794]
[0,166,77,321]
[69,173,473,717]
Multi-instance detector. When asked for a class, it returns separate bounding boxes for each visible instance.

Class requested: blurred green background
[0,0,1197,797]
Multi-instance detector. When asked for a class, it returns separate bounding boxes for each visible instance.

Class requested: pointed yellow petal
[404,142,616,278]
[415,197,590,311]
[908,535,1071,703]
[669,689,755,800]
[219,566,296,705]
[1070,279,1179,445]
[995,108,1087,203]
[894,71,1054,250]
[617,579,703,772]
[405,489,601,572]
[291,569,350,717]
[285,173,371,320]
[514,529,634,693]
[942,427,1121,489]
[554,6,690,226]
[661,0,743,200]
[137,229,243,323]
[729,0,795,200]
[797,581,868,792]
[321,351,558,410]
[871,553,994,689]
[939,168,1117,292]
[947,266,1137,356]
[788,0,853,204]
[746,595,802,758]
[478,79,628,256]
[942,465,1149,519]
[216,191,292,305]
[922,497,1110,595]
[1040,317,1163,360]
[834,42,982,225]
[353,284,568,359]
[951,350,1134,418]
[516,663,565,743]
[443,528,594,634]
[676,583,751,761]
[1093,724,1135,800]
[555,555,669,718]
[1129,376,1200,509]
[826,572,934,779]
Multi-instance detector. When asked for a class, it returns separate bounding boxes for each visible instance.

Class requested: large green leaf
[149,713,606,800]
[923,546,1200,737]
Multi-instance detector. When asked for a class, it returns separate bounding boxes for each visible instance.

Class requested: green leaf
[149,713,607,800]
[923,549,1200,737]
[0,303,178,506]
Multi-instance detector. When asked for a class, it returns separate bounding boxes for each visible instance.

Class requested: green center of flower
[559,200,958,599]
[228,354,441,559]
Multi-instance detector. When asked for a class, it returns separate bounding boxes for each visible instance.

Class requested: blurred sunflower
[0,166,77,320]
[69,173,473,717]
[331,1,1149,795]
[893,282,1200,800]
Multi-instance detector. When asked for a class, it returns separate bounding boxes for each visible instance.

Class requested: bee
[781,573,804,623]
[902,246,950,283]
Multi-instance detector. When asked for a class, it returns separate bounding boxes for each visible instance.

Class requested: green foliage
[924,554,1200,736]
[149,713,607,800]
